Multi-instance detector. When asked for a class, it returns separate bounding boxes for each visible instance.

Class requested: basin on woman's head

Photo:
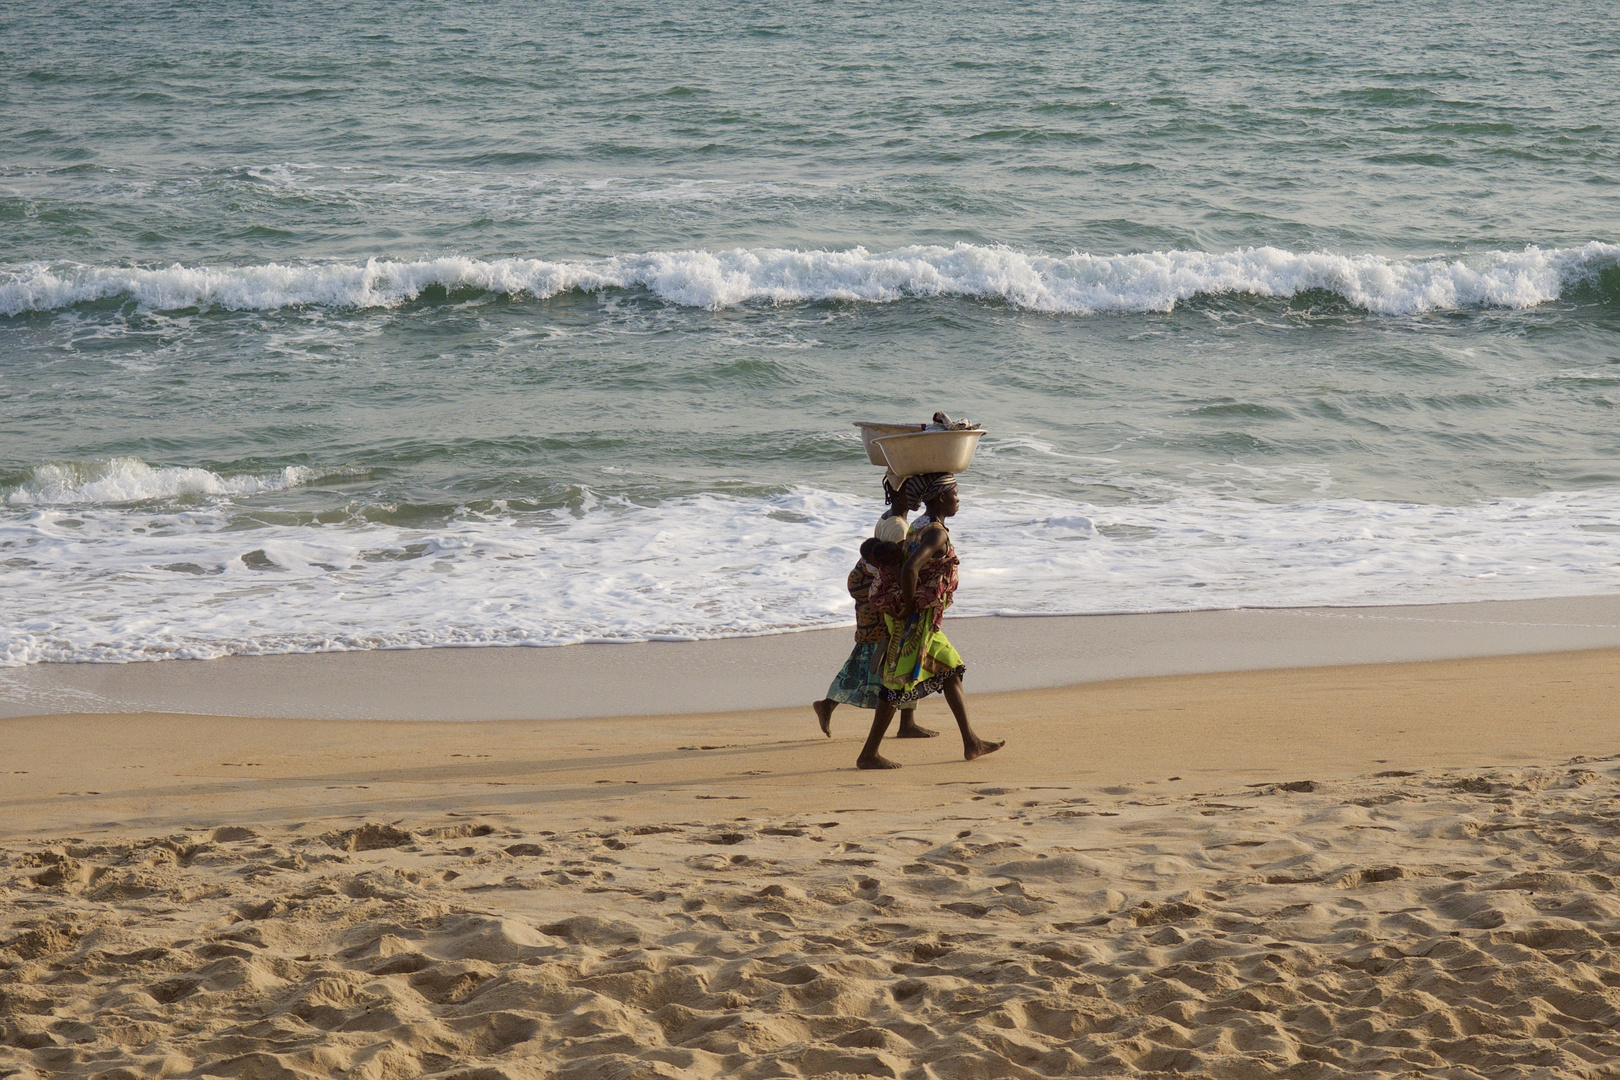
[872,429,986,477]
[853,422,928,465]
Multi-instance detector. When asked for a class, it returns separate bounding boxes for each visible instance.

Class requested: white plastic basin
[872,429,985,476]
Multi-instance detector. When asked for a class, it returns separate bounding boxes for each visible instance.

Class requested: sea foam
[3,242,1615,318]
[6,466,1620,665]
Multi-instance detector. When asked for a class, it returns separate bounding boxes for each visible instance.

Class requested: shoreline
[6,593,1620,721]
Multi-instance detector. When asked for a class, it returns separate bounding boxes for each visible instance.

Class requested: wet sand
[7,593,1620,721]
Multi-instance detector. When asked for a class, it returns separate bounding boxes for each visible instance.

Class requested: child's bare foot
[856,753,903,770]
[964,738,1005,761]
[895,714,940,738]
[813,699,834,737]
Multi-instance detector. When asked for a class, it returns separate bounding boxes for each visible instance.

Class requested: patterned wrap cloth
[847,562,886,644]
[872,518,966,704]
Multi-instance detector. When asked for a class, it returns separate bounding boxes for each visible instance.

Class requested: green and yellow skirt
[879,609,966,704]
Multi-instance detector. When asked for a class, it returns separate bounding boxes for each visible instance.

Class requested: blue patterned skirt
[825,641,886,710]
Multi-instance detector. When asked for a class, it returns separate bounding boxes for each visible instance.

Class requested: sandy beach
[5,607,1620,1079]
[8,0,1619,1075]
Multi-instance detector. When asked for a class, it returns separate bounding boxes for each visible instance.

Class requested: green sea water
[3,0,1619,664]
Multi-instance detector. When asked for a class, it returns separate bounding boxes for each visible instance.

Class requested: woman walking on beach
[857,473,1003,770]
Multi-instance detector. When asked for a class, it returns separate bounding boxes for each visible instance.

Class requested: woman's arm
[899,524,947,614]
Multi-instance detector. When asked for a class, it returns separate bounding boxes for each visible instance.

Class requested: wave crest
[4,458,312,506]
[3,242,1616,317]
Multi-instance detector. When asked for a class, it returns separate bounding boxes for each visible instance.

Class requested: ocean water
[3,0,1619,665]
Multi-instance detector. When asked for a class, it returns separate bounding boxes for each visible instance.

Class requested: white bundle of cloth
[924,411,981,431]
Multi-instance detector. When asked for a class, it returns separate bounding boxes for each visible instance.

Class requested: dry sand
[5,645,1620,1078]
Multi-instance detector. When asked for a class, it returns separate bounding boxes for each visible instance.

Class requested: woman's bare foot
[813,699,834,737]
[895,713,940,738]
[856,753,903,770]
[964,738,1005,761]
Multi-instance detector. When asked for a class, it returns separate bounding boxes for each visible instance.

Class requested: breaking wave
[3,242,1616,317]
[3,458,313,506]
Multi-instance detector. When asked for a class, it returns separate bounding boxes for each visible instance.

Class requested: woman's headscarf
[883,471,957,513]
